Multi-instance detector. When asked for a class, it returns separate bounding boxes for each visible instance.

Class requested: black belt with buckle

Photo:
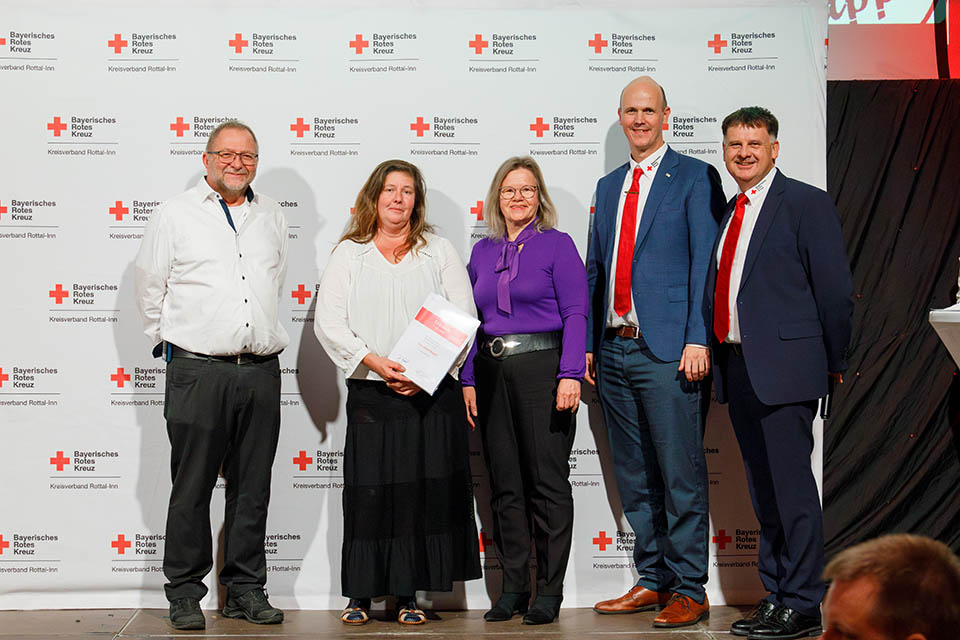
[480,331,561,359]
[605,325,641,339]
[168,344,277,365]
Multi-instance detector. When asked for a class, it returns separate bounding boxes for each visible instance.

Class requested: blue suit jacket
[704,170,854,405]
[587,147,725,363]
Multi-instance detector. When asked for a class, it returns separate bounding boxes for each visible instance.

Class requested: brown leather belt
[605,326,641,339]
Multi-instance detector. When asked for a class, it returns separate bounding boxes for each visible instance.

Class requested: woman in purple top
[461,156,588,625]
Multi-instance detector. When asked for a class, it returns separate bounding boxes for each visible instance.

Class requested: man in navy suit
[586,76,725,628]
[705,107,853,639]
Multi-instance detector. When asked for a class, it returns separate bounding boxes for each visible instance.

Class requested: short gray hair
[206,119,259,152]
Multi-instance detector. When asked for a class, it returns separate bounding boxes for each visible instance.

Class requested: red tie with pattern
[713,192,749,342]
[613,166,644,317]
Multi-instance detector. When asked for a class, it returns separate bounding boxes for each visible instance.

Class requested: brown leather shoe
[653,593,709,628]
[593,586,670,614]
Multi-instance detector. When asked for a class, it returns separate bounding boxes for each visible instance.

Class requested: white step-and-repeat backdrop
[0,0,828,610]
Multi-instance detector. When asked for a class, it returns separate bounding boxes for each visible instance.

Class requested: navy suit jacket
[587,146,725,363]
[704,170,854,406]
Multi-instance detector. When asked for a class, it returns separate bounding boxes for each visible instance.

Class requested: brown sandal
[340,606,369,625]
[397,607,427,625]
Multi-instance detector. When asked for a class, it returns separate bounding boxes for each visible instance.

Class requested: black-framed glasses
[208,150,259,165]
[499,185,538,200]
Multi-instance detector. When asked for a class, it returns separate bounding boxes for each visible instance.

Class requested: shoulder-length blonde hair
[340,159,433,258]
[483,156,557,240]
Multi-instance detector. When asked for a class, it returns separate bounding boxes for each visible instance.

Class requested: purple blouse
[460,225,588,385]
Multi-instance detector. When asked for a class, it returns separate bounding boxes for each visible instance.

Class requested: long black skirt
[341,376,482,598]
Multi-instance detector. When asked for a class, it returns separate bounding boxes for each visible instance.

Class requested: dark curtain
[824,80,960,556]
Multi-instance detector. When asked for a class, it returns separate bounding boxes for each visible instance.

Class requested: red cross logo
[47,117,67,137]
[49,284,68,304]
[713,529,733,550]
[169,117,189,137]
[0,37,5,46]
[290,117,309,137]
[410,116,430,137]
[293,450,313,471]
[593,530,613,551]
[468,34,488,55]
[109,200,128,221]
[529,117,549,137]
[112,534,132,555]
[291,284,312,305]
[478,530,493,552]
[108,33,128,54]
[0,201,6,219]
[707,33,728,54]
[663,118,669,131]
[588,33,608,54]
[229,33,248,54]
[50,451,70,471]
[470,200,484,222]
[0,535,8,554]
[111,367,131,388]
[349,34,369,55]
[0,368,7,387]
[750,188,757,195]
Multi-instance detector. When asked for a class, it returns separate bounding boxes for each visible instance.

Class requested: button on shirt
[606,143,669,328]
[715,166,777,344]
[135,179,290,356]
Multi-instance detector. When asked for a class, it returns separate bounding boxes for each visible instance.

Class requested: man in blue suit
[705,107,853,639]
[586,76,725,628]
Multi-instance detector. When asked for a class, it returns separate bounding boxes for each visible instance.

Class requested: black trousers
[474,348,576,596]
[722,347,824,618]
[162,355,281,601]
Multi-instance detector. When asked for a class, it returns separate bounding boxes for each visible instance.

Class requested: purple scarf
[494,221,538,314]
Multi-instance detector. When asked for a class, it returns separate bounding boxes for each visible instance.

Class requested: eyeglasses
[499,185,538,200]
[208,150,259,165]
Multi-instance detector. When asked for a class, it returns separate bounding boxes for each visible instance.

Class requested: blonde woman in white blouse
[314,159,481,626]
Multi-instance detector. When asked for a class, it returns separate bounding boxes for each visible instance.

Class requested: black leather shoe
[732,599,777,636]
[484,591,530,621]
[222,588,284,624]
[169,597,205,630]
[521,594,562,625]
[747,605,821,639]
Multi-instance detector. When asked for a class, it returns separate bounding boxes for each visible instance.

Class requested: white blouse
[314,232,476,381]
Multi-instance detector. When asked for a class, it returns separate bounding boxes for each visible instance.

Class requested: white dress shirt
[314,232,475,380]
[715,166,778,344]
[606,143,669,328]
[135,179,290,356]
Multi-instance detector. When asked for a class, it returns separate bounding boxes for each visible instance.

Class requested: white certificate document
[388,293,480,395]
[930,302,960,368]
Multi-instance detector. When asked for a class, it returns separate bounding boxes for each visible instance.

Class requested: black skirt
[341,375,482,598]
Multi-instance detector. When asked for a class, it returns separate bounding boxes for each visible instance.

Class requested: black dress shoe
[732,599,777,636]
[169,597,205,630]
[747,605,821,639]
[484,591,530,621]
[521,594,562,625]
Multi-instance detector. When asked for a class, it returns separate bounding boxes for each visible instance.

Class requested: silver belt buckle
[489,336,506,358]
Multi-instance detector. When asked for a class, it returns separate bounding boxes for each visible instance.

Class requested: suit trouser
[475,348,576,596]
[597,335,709,602]
[722,347,824,618]
[162,355,282,601]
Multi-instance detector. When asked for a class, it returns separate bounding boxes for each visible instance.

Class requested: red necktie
[613,166,643,317]
[713,193,749,342]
